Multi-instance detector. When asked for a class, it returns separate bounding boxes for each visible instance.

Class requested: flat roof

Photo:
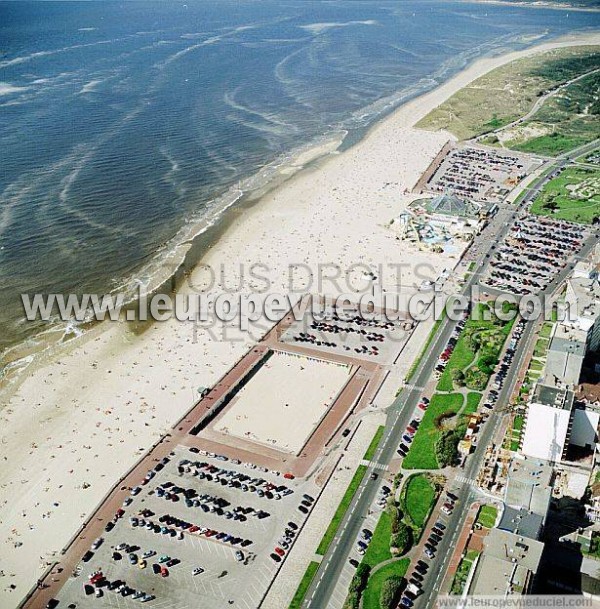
[532,384,574,410]
[542,330,586,387]
[505,455,553,517]
[568,275,600,322]
[520,401,570,463]
[470,529,544,596]
[498,506,543,540]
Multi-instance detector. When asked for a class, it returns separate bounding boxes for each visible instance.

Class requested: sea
[0,0,598,370]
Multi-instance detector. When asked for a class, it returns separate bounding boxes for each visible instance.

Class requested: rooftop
[542,327,586,388]
[498,506,544,540]
[469,528,544,596]
[532,383,575,411]
[505,455,553,517]
[567,275,600,323]
[410,192,489,219]
[520,401,571,463]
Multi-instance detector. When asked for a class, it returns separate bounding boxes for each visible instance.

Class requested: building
[542,325,586,389]
[520,380,599,462]
[564,258,600,353]
[585,481,600,523]
[570,404,600,452]
[504,455,553,519]
[520,385,574,463]
[409,192,496,235]
[498,506,544,540]
[468,528,544,596]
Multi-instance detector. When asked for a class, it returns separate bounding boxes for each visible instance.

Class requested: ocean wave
[299,20,378,35]
[0,82,29,96]
[224,88,295,132]
[77,79,102,95]
[155,24,258,69]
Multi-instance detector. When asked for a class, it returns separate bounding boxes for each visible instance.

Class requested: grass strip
[288,561,320,609]
[364,426,385,461]
[316,465,367,555]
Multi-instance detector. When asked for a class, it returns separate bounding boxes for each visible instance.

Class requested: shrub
[477,354,497,375]
[451,368,466,386]
[344,564,372,609]
[390,521,412,556]
[380,576,404,609]
[387,502,402,534]
[435,429,461,467]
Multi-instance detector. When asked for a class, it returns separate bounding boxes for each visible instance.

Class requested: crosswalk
[367,461,388,472]
[455,474,477,486]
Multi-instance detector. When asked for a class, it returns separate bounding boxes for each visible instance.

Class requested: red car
[284,473,295,480]
[160,567,169,578]
[406,426,416,434]
[274,547,285,557]
[418,402,428,411]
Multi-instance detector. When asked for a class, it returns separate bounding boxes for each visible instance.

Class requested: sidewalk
[440,502,479,595]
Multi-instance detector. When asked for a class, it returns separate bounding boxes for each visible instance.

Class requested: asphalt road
[301,139,600,609]
[302,201,520,609]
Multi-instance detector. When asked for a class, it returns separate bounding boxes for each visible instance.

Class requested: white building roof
[521,401,571,462]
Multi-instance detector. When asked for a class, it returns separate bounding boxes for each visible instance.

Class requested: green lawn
[539,322,554,339]
[476,505,498,529]
[364,426,385,461]
[289,561,320,609]
[451,550,480,595]
[437,339,475,392]
[316,465,367,555]
[529,359,544,372]
[464,392,482,415]
[514,133,591,156]
[363,510,393,568]
[402,393,464,470]
[513,414,525,432]
[531,165,600,224]
[362,559,410,609]
[534,337,550,358]
[402,474,436,529]
[437,303,515,393]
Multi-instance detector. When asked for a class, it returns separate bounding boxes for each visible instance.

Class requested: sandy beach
[0,32,599,607]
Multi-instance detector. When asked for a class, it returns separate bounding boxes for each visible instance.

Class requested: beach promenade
[1,32,599,609]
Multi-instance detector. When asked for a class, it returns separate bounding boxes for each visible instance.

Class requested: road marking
[367,461,388,471]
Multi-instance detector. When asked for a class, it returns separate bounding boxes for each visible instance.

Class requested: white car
[192,567,204,576]
[91,538,103,550]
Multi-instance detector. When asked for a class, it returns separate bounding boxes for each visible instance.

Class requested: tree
[344,564,371,609]
[390,521,412,555]
[380,576,404,609]
[435,430,460,467]
[387,502,402,534]
[477,354,497,375]
[452,368,466,387]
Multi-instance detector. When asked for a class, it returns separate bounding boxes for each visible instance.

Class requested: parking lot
[426,146,540,204]
[53,446,317,609]
[481,214,586,295]
[279,309,412,365]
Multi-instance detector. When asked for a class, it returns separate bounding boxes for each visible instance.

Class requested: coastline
[464,0,600,12]
[0,29,594,374]
[0,31,599,609]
